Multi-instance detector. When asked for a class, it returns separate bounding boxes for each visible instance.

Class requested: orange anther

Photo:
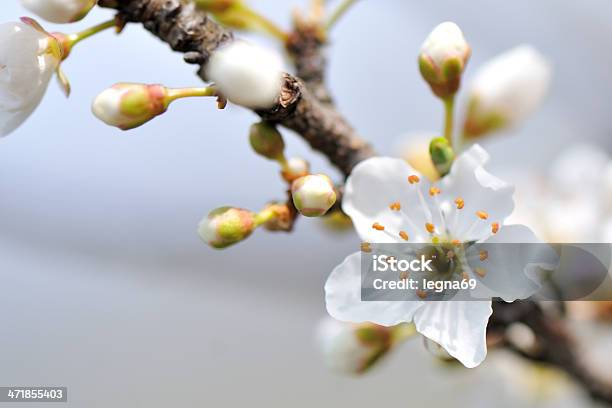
[399,231,409,241]
[389,201,401,211]
[476,210,489,220]
[429,187,441,196]
[425,223,435,234]
[479,250,488,261]
[491,222,500,234]
[454,198,465,209]
[408,175,420,184]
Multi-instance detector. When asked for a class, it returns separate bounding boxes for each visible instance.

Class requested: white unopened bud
[291,174,336,217]
[316,317,392,375]
[463,45,552,138]
[281,157,310,182]
[92,83,169,130]
[419,22,471,98]
[20,0,96,24]
[198,207,256,249]
[206,41,284,109]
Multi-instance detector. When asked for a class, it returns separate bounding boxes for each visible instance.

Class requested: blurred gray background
[1,0,611,406]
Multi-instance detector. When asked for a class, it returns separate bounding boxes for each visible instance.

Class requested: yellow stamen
[389,201,401,211]
[476,210,489,220]
[491,222,500,234]
[475,267,487,278]
[408,175,420,184]
[372,222,385,231]
[361,242,372,253]
[399,230,409,241]
[451,239,461,246]
[425,223,435,234]
[454,198,465,210]
[429,187,441,196]
[479,250,488,261]
[432,236,440,244]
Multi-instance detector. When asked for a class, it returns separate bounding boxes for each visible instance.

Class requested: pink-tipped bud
[198,207,256,249]
[291,174,336,217]
[92,83,169,130]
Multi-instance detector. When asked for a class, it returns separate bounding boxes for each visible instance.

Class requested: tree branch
[490,301,612,405]
[98,0,374,177]
[96,2,612,404]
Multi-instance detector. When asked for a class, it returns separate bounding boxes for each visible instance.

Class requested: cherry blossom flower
[325,145,556,367]
[0,19,63,136]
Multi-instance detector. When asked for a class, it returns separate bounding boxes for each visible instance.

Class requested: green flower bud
[249,121,285,160]
[198,206,256,249]
[429,137,456,176]
[291,174,336,217]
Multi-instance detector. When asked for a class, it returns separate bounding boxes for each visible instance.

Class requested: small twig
[326,0,359,31]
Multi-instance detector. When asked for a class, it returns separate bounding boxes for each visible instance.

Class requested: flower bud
[316,317,393,375]
[281,157,310,182]
[419,22,471,99]
[291,174,336,217]
[249,121,285,160]
[429,137,455,176]
[20,0,97,24]
[92,83,169,130]
[198,206,256,249]
[462,45,551,139]
[206,41,284,109]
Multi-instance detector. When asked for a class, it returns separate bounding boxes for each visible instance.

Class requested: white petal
[467,225,558,301]
[0,22,57,136]
[20,0,93,24]
[325,252,423,326]
[414,301,492,368]
[342,157,436,243]
[206,41,284,109]
[438,144,514,241]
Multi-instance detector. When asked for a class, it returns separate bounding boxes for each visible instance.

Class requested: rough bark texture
[98,0,374,176]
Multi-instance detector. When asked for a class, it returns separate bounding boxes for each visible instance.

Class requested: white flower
[325,145,556,367]
[509,144,612,242]
[419,22,471,98]
[316,317,393,374]
[463,45,552,138]
[20,0,96,24]
[0,20,62,136]
[206,41,284,109]
[291,174,337,217]
[92,83,168,130]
